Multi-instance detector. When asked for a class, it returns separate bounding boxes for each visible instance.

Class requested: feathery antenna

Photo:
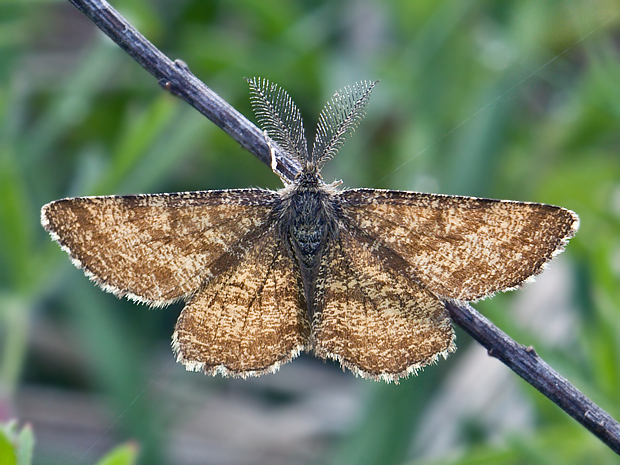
[247,77,309,166]
[311,80,378,168]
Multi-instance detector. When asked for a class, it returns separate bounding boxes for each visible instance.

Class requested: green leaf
[0,429,17,465]
[95,441,140,465]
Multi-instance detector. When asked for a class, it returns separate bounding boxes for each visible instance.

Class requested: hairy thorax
[277,172,340,315]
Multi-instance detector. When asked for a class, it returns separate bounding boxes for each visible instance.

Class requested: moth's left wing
[339,189,579,301]
[41,189,277,305]
[173,233,310,377]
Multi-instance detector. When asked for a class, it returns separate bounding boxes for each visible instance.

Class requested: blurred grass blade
[94,441,139,465]
[117,106,208,194]
[95,95,181,195]
[331,369,447,465]
[15,423,33,465]
[0,149,33,291]
[0,429,17,465]
[0,295,30,397]
[22,39,122,165]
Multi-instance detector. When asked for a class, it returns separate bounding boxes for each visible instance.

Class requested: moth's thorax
[282,173,338,254]
[277,171,340,316]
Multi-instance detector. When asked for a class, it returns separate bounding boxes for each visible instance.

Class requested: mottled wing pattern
[173,231,310,377]
[41,189,278,305]
[340,189,579,301]
[312,227,455,381]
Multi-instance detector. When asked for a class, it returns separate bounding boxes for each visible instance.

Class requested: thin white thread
[79,360,172,462]
[266,130,278,173]
[371,9,619,188]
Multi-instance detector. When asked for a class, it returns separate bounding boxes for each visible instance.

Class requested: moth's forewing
[41,189,278,305]
[339,189,579,301]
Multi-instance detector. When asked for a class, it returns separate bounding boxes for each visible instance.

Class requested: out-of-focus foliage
[94,442,140,465]
[0,0,619,464]
[0,421,136,465]
[0,420,33,465]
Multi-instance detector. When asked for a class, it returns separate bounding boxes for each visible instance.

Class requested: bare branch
[67,0,620,455]
[67,0,301,182]
[446,300,620,454]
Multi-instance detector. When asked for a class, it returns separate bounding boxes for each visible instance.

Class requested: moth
[41,78,579,382]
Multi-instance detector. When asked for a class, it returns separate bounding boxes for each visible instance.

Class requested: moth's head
[294,164,324,187]
[301,160,319,176]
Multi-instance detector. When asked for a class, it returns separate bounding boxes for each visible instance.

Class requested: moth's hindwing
[312,229,456,381]
[173,233,310,377]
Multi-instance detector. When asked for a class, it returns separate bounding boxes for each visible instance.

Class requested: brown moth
[41,78,579,382]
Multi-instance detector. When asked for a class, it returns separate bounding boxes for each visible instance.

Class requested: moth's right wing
[312,228,455,382]
[41,189,278,305]
[339,189,579,301]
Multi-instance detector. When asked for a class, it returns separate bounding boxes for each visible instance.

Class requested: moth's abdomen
[293,222,326,264]
[288,190,333,269]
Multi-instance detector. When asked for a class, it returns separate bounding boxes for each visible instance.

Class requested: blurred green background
[1,0,619,464]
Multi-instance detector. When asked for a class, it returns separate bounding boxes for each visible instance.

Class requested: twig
[67,0,620,455]
[446,301,620,454]
[67,0,301,182]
